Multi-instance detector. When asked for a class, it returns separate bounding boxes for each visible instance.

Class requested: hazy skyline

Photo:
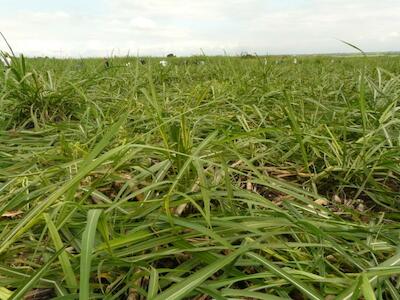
[0,0,399,57]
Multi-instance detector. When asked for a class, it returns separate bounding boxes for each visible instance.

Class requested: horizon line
[14,50,400,59]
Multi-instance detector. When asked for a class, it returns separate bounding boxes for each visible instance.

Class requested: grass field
[0,54,399,300]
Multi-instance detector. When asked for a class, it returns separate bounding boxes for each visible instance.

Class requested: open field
[0,54,399,299]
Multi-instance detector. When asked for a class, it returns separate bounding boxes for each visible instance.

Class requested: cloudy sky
[0,0,399,57]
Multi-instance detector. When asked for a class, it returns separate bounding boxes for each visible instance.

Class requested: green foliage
[0,52,87,127]
[0,55,399,299]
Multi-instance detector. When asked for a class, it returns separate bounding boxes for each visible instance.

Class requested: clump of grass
[0,34,98,128]
[0,53,399,299]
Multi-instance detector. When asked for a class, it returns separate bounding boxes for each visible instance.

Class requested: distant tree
[241,52,255,59]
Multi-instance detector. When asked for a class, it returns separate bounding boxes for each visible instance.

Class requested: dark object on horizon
[139,58,146,65]
[104,58,110,68]
[241,52,255,58]
[167,53,176,58]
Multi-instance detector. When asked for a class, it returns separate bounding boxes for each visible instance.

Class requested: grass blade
[152,247,246,300]
[0,287,12,300]
[44,213,78,292]
[361,273,376,300]
[79,209,102,300]
[147,267,159,299]
[246,252,324,300]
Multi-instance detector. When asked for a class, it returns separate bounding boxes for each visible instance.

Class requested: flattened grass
[0,55,399,299]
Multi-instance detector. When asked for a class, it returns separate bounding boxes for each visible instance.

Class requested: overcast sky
[0,0,399,57]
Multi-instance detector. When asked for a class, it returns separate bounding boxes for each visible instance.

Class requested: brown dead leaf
[326,255,337,262]
[1,210,23,218]
[356,203,365,212]
[333,194,342,203]
[127,288,137,300]
[246,181,253,191]
[314,199,329,206]
[135,193,145,201]
[231,160,243,168]
[174,203,188,216]
[24,288,55,300]
[194,295,210,300]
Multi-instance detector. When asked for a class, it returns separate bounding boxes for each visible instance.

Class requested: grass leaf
[152,247,246,300]
[79,209,102,300]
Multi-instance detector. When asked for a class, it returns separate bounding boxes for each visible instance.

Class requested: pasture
[0,54,399,299]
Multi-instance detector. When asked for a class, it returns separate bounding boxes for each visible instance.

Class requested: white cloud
[129,17,157,30]
[0,0,399,57]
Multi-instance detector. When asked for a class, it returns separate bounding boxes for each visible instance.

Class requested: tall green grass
[0,54,399,299]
